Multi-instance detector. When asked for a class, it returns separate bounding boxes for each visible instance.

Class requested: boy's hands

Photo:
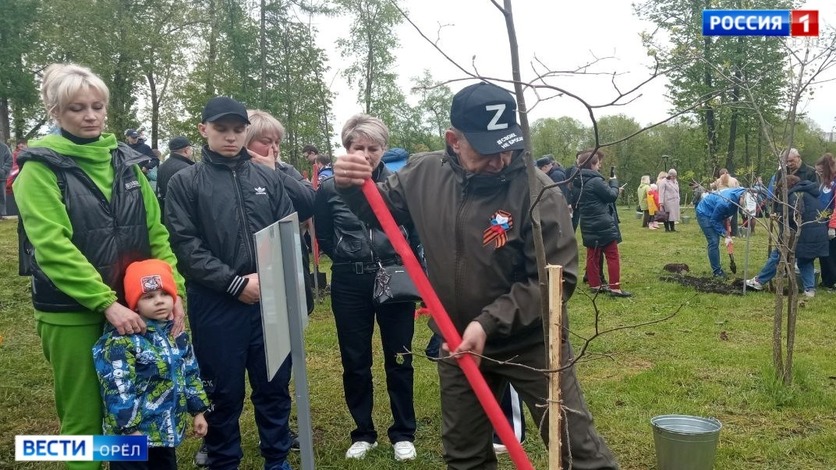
[237,273,260,304]
[104,302,146,335]
[193,413,208,437]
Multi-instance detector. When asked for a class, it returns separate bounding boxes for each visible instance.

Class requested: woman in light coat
[658,168,681,232]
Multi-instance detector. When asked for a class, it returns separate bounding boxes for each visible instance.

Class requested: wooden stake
[547,264,563,469]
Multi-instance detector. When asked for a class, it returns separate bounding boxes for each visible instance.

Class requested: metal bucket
[651,415,721,470]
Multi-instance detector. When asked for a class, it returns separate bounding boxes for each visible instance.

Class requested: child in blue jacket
[93,259,209,470]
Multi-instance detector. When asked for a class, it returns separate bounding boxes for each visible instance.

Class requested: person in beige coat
[658,168,681,232]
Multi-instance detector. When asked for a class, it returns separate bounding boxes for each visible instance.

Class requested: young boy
[164,96,297,470]
[93,259,209,470]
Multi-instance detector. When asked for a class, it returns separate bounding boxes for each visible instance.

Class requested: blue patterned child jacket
[93,319,209,447]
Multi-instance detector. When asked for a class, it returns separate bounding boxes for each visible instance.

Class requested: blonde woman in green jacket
[14,63,186,470]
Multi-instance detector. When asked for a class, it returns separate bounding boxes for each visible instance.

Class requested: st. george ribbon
[360,179,535,470]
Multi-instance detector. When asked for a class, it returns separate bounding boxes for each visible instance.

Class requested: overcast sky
[315,0,836,142]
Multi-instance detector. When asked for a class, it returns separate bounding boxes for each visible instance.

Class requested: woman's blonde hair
[640,175,650,185]
[41,63,109,118]
[341,114,389,149]
[657,171,667,182]
[245,109,285,147]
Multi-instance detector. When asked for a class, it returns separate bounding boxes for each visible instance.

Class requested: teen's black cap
[201,96,250,124]
[450,82,524,155]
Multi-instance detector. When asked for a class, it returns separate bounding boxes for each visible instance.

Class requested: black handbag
[373,262,421,306]
[654,210,669,222]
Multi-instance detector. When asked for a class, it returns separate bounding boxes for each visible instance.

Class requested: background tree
[635,0,791,176]
[530,117,586,166]
[0,0,41,142]
[335,0,405,125]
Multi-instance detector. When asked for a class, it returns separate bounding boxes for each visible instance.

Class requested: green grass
[1,207,835,469]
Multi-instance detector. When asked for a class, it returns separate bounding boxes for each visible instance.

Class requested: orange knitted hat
[123,259,178,311]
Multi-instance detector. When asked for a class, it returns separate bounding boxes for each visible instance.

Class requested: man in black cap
[156,136,194,218]
[333,82,618,469]
[125,128,158,178]
[125,128,155,158]
[164,96,300,470]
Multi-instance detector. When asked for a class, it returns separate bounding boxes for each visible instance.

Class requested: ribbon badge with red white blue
[483,210,513,248]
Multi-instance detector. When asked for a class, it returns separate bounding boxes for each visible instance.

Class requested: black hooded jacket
[164,146,297,297]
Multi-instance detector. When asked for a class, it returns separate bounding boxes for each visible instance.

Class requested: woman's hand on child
[171,296,186,337]
[193,413,208,438]
[104,302,146,336]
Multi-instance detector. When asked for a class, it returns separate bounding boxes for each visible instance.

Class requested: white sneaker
[745,278,763,291]
[493,443,507,455]
[804,290,815,298]
[345,441,377,459]
[393,441,416,461]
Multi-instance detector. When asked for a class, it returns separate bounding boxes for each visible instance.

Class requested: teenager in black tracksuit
[165,97,310,470]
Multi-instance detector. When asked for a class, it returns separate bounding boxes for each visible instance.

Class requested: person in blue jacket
[695,187,747,277]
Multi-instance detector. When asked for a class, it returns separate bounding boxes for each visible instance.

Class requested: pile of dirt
[660,274,743,295]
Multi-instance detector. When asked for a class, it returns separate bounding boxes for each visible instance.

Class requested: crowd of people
[688,150,836,296]
[12,64,619,470]
[8,60,836,470]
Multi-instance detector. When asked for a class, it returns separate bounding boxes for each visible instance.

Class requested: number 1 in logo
[790,10,819,37]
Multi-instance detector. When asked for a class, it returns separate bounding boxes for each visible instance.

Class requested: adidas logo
[255,187,267,195]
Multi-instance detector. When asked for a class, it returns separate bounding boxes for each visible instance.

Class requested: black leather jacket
[314,163,419,267]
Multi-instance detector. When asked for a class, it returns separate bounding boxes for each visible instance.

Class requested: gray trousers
[437,331,618,469]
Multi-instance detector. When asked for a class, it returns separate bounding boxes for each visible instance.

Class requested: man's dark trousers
[437,310,619,470]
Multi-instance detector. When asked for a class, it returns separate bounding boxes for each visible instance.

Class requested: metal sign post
[254,213,314,469]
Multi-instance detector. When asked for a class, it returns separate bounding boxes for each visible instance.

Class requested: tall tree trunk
[743,120,750,170]
[364,36,374,114]
[703,37,718,169]
[725,37,744,173]
[726,109,738,172]
[206,0,218,96]
[147,71,159,149]
[259,0,267,107]
[109,52,134,136]
[0,97,9,142]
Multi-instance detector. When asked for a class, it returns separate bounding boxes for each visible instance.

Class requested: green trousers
[37,320,104,470]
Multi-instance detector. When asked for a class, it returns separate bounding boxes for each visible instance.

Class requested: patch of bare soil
[660,274,743,295]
